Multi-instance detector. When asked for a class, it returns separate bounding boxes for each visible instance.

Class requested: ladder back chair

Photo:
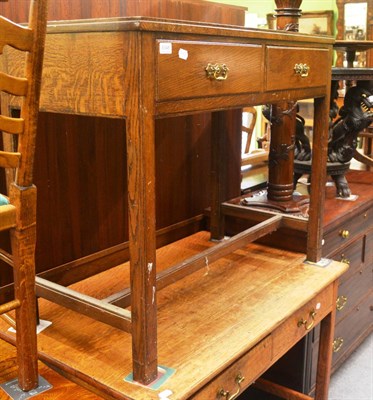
[0,0,48,391]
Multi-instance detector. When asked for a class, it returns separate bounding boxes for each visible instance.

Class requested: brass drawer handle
[297,310,317,330]
[339,229,350,239]
[206,63,229,81]
[217,373,245,400]
[340,255,350,265]
[336,295,348,311]
[333,337,344,352]
[294,63,310,77]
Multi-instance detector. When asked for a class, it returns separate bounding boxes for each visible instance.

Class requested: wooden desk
[1,16,347,399]
[0,235,347,399]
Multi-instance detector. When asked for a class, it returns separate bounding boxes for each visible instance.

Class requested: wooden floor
[0,338,102,399]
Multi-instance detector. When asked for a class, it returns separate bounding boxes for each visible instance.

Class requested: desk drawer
[191,336,271,399]
[266,46,329,91]
[272,285,333,359]
[157,40,263,101]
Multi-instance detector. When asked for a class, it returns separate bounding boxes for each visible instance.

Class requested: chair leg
[12,225,38,391]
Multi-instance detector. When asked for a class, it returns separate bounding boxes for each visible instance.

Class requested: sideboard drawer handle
[340,254,350,265]
[333,337,344,352]
[217,373,245,400]
[339,229,350,239]
[205,63,229,81]
[294,63,310,77]
[297,309,317,330]
[336,295,348,311]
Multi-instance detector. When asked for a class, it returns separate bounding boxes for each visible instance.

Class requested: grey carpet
[329,333,373,400]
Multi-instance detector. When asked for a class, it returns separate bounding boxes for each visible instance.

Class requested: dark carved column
[267,0,302,202]
[274,0,302,32]
[267,103,296,201]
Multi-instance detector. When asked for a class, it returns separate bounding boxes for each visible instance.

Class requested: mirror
[344,3,367,40]
[336,0,373,66]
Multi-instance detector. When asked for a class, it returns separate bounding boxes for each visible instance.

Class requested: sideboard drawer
[265,46,329,91]
[336,263,372,322]
[322,208,371,255]
[272,285,333,359]
[329,237,364,284]
[157,40,264,101]
[332,293,372,367]
[191,336,271,399]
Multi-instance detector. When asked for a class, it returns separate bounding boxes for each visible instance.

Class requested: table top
[334,40,373,52]
[45,16,334,44]
[332,67,373,81]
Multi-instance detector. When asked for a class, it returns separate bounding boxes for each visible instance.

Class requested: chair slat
[0,203,16,231]
[0,248,13,267]
[0,16,33,53]
[0,313,16,329]
[0,71,28,96]
[0,299,21,315]
[0,150,21,168]
[0,114,24,134]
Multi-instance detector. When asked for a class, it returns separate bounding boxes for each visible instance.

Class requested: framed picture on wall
[267,10,334,36]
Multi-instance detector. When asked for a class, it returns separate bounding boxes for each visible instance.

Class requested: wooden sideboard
[235,169,373,398]
[310,170,373,393]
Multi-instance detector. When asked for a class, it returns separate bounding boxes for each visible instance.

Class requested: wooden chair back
[0,0,48,391]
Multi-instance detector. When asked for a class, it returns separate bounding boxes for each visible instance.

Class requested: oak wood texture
[2,14,335,385]
[242,171,373,397]
[0,0,243,295]
[0,338,103,399]
[0,0,246,26]
[0,233,348,399]
[265,47,330,91]
[157,42,263,101]
[35,277,132,332]
[255,378,313,400]
[105,215,283,309]
[0,0,48,391]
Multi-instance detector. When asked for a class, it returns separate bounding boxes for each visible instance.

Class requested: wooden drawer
[309,293,372,390]
[336,263,372,323]
[272,285,333,359]
[191,336,271,399]
[329,236,364,284]
[265,46,329,91]
[332,293,373,369]
[157,40,263,101]
[322,207,371,255]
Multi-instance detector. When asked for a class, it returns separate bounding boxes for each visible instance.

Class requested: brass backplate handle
[217,373,245,400]
[333,337,344,352]
[294,63,310,77]
[297,310,317,330]
[336,295,348,311]
[206,63,229,81]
